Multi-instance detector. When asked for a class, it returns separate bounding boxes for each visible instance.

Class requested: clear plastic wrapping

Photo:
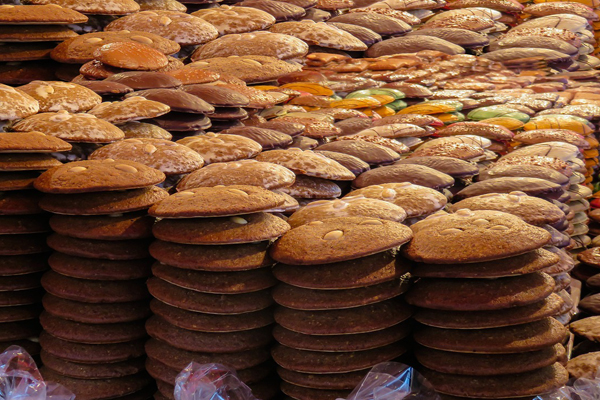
[174,363,257,400]
[0,345,74,400]
[343,362,441,400]
[535,372,600,400]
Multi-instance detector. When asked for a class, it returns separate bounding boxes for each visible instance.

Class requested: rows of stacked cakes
[143,159,298,400]
[575,247,600,317]
[34,0,140,32]
[32,160,168,400]
[407,105,595,261]
[152,146,438,400]
[270,215,413,400]
[0,129,69,357]
[568,236,600,377]
[481,0,599,71]
[4,0,600,83]
[450,193,578,324]
[3,3,600,398]
[145,184,292,400]
[0,3,86,84]
[10,79,122,163]
[450,146,581,324]
[404,209,569,399]
[509,129,595,248]
[0,0,543,86]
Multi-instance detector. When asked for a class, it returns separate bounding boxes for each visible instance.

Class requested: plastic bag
[174,363,257,400]
[0,345,74,400]
[342,362,442,400]
[534,371,600,400]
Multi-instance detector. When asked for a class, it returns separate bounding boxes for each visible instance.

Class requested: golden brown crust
[422,363,568,399]
[221,127,293,149]
[34,159,165,193]
[89,138,204,175]
[39,331,145,363]
[404,209,551,263]
[287,196,406,227]
[0,131,71,153]
[191,6,275,35]
[40,186,168,215]
[273,251,410,289]
[0,4,88,24]
[42,271,149,304]
[18,81,101,113]
[273,323,410,353]
[414,293,564,329]
[40,368,150,400]
[50,31,180,64]
[578,247,600,267]
[136,0,186,12]
[39,312,147,344]
[147,278,273,314]
[450,192,566,226]
[187,55,302,84]
[567,352,600,380]
[88,96,170,125]
[192,31,307,60]
[49,214,154,240]
[94,42,168,71]
[149,185,286,218]
[349,182,446,218]
[0,154,61,171]
[178,160,295,191]
[405,272,555,311]
[316,140,401,166]
[0,84,40,121]
[0,25,77,42]
[12,111,125,143]
[177,134,262,165]
[515,129,589,148]
[149,240,273,271]
[270,21,367,51]
[570,316,600,342]
[417,344,565,376]
[149,299,273,333]
[146,315,273,352]
[271,216,412,265]
[40,352,145,380]
[414,318,567,354]
[151,263,276,294]
[105,11,218,46]
[24,0,140,15]
[278,175,341,199]
[274,299,412,335]
[153,213,290,244]
[145,338,269,371]
[256,149,355,181]
[273,342,408,374]
[273,280,409,310]
[352,164,455,190]
[120,122,172,140]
